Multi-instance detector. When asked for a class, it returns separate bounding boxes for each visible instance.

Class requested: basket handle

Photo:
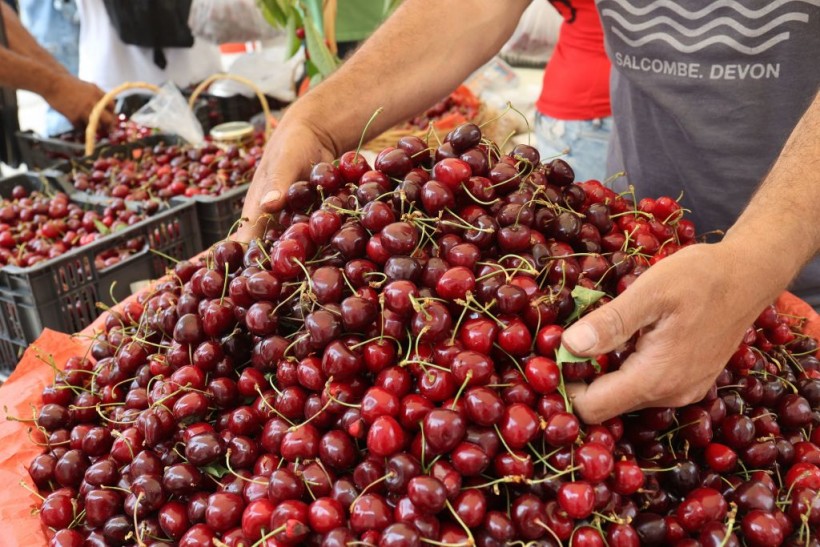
[187,74,273,139]
[85,82,162,155]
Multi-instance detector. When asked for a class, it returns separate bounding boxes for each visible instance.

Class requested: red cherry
[576,442,614,483]
[557,480,595,519]
[704,443,737,473]
[785,462,820,490]
[676,487,728,533]
[308,497,346,534]
[524,356,561,394]
[741,510,784,547]
[498,403,540,449]
[611,459,644,495]
[367,415,406,457]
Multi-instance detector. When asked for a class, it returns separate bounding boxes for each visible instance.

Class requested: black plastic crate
[50,134,185,204]
[178,184,248,247]
[54,135,251,246]
[15,91,175,170]
[0,173,202,372]
[16,129,181,172]
[16,130,89,171]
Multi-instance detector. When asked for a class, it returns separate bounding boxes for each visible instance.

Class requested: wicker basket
[85,82,161,155]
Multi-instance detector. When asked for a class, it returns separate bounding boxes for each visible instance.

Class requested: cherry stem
[224,449,267,484]
[95,404,137,426]
[290,398,333,432]
[148,247,181,265]
[461,184,499,206]
[535,519,567,546]
[527,443,564,474]
[717,503,738,547]
[355,107,385,158]
[68,507,86,530]
[494,424,529,462]
[254,385,294,426]
[655,419,703,441]
[251,524,287,547]
[349,471,395,512]
[469,475,525,490]
[19,480,46,501]
[349,334,400,350]
[450,371,472,410]
[592,511,626,525]
[445,499,476,547]
[529,465,582,484]
[132,492,146,546]
[420,540,469,547]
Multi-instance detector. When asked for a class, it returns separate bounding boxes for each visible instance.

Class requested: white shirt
[76,0,222,92]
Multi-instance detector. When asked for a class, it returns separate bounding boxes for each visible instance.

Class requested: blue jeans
[535,113,613,183]
[18,0,80,136]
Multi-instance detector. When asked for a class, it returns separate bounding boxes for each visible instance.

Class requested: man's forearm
[722,92,820,304]
[289,0,530,155]
[1,3,69,75]
[0,46,59,97]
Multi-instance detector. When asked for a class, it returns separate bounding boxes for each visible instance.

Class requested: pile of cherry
[407,93,479,131]
[0,186,147,269]
[26,122,820,547]
[69,137,264,202]
[59,116,154,147]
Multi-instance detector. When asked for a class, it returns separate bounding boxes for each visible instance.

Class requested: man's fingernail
[563,323,598,353]
[261,190,282,205]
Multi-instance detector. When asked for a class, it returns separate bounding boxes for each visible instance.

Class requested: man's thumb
[260,188,286,212]
[562,289,654,356]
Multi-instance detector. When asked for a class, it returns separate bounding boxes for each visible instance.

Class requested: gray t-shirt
[597,0,820,308]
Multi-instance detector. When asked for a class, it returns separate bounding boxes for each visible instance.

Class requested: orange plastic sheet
[0,294,817,546]
[0,330,89,546]
[776,292,820,342]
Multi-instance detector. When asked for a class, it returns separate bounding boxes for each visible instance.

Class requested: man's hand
[232,0,530,242]
[234,118,337,243]
[562,92,820,424]
[562,242,768,424]
[43,74,114,129]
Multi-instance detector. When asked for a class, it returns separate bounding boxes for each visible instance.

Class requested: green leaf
[257,0,288,27]
[564,285,606,324]
[572,285,606,308]
[285,9,302,58]
[556,343,588,365]
[305,59,319,78]
[304,15,338,77]
[201,463,229,478]
[303,0,325,35]
[92,219,110,235]
[556,343,601,371]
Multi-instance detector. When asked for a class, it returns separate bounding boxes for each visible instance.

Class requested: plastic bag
[131,82,205,145]
[500,1,563,67]
[188,0,280,44]
[215,41,304,104]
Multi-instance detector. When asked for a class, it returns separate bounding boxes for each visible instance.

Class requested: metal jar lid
[210,121,254,142]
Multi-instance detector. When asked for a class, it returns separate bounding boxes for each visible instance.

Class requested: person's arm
[236,0,531,241]
[1,2,70,76]
[0,3,113,128]
[564,91,820,424]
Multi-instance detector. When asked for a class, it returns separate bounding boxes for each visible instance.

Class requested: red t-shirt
[536,0,612,120]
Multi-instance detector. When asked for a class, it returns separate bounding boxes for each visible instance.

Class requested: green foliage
[257,0,340,81]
